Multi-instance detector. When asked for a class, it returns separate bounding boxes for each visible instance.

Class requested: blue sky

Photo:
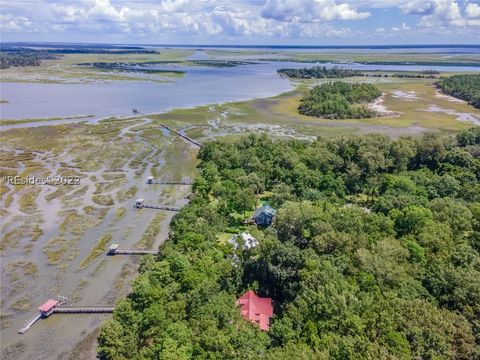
[1,0,479,45]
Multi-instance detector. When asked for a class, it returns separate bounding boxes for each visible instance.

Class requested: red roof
[38,299,59,312]
[236,290,273,331]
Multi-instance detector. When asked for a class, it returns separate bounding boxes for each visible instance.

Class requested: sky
[1,0,479,45]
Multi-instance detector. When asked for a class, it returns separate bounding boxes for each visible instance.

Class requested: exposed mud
[423,105,480,126]
[392,90,421,101]
[368,93,402,117]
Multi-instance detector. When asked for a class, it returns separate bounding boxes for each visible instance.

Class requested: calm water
[1,60,480,123]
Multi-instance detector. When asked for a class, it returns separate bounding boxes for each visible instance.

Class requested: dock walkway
[18,313,41,334]
[54,306,114,314]
[148,180,192,185]
[142,203,180,211]
[160,124,202,147]
[114,249,158,255]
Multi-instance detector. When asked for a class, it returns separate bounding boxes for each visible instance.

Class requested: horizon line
[1,41,480,49]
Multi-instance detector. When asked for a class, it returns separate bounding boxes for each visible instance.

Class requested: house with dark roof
[236,290,273,331]
[252,204,276,227]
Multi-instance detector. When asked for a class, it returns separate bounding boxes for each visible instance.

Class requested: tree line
[298,81,381,119]
[277,66,362,79]
[277,66,440,79]
[98,127,480,359]
[0,50,57,69]
[437,74,480,109]
[0,46,157,69]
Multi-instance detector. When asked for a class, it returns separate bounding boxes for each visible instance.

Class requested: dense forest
[437,74,480,109]
[98,128,480,359]
[277,66,362,78]
[0,49,57,69]
[277,66,439,79]
[298,81,381,119]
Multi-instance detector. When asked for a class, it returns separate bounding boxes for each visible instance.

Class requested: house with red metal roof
[236,290,273,331]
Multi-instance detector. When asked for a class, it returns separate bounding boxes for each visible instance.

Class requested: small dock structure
[39,299,59,317]
[134,198,179,212]
[108,243,158,256]
[146,176,192,185]
[19,298,114,334]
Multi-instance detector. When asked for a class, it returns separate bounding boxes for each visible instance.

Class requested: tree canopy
[298,81,381,119]
[98,128,480,359]
[277,66,362,79]
[437,74,480,109]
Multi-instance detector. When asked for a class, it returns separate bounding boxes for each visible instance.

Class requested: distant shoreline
[1,42,480,50]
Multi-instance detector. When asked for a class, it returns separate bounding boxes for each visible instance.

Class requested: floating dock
[18,313,42,334]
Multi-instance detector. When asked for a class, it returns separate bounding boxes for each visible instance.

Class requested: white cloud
[398,0,480,27]
[260,0,370,22]
[392,22,411,31]
[466,3,480,18]
[0,0,478,42]
[0,14,33,32]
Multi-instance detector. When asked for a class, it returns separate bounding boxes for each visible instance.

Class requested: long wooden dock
[147,179,192,185]
[160,124,202,147]
[135,199,179,211]
[54,306,114,314]
[108,243,158,256]
[19,300,115,334]
[114,249,158,255]
[143,203,179,211]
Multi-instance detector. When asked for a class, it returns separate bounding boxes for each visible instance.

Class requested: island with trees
[277,66,440,79]
[298,81,381,119]
[277,66,362,78]
[0,49,58,69]
[97,128,480,359]
[437,74,480,109]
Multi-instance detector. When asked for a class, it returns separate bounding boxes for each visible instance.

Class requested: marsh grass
[10,297,31,312]
[60,185,89,203]
[102,172,126,181]
[92,194,114,206]
[0,341,26,360]
[0,184,11,200]
[1,261,38,313]
[116,186,138,202]
[60,208,108,235]
[161,138,199,180]
[114,207,126,221]
[94,178,126,194]
[18,186,41,213]
[1,51,193,84]
[45,184,75,201]
[136,212,166,248]
[70,278,89,302]
[43,237,71,265]
[79,233,112,269]
[0,223,43,252]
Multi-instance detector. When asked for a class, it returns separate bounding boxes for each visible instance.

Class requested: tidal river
[2,60,480,126]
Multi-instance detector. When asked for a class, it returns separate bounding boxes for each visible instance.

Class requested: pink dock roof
[38,299,59,312]
[236,290,273,331]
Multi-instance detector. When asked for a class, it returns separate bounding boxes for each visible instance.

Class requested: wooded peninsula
[98,128,480,360]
